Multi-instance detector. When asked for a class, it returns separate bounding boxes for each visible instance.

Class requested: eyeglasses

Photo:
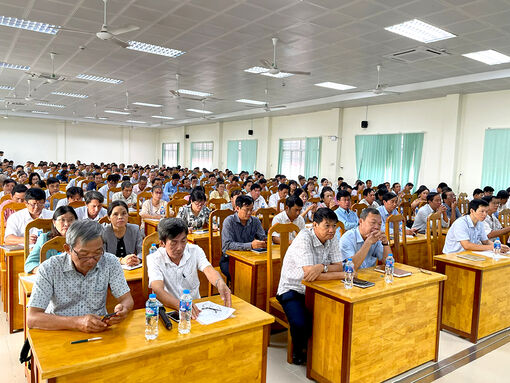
[26,201,45,208]
[70,247,103,261]
[55,218,75,224]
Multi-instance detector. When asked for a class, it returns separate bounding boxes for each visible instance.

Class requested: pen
[70,337,102,344]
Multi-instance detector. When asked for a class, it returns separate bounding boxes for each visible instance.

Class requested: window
[191,141,213,169]
[162,143,179,167]
[481,128,510,191]
[226,139,258,174]
[278,138,321,179]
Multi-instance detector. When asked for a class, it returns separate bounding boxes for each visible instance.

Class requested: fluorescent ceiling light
[178,89,212,97]
[385,19,455,43]
[236,99,266,105]
[76,74,123,84]
[244,66,294,78]
[51,91,88,99]
[126,119,147,124]
[315,82,356,91]
[85,116,108,120]
[0,85,14,90]
[35,102,65,108]
[0,61,30,71]
[151,115,174,120]
[127,41,185,58]
[31,110,48,114]
[104,110,130,115]
[132,102,162,107]
[462,50,510,65]
[186,108,213,114]
[0,16,59,35]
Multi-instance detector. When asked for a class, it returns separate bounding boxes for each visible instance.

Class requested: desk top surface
[434,251,510,270]
[303,263,446,303]
[28,295,273,380]
[226,245,281,266]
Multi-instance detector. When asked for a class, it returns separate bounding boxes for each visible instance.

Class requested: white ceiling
[1,0,510,127]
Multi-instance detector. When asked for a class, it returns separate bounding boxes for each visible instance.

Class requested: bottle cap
[347,257,352,261]
[183,289,190,294]
[388,253,393,257]
[151,243,156,246]
[149,293,156,298]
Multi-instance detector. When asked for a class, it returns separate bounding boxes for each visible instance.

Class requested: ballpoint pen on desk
[70,337,103,344]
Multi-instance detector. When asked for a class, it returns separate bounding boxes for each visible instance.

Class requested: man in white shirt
[147,218,231,319]
[412,192,449,234]
[359,188,378,209]
[271,195,305,244]
[132,176,148,195]
[112,181,137,209]
[76,191,107,221]
[482,195,510,241]
[55,187,84,209]
[250,183,267,212]
[98,174,119,200]
[45,178,60,200]
[4,188,53,245]
[36,164,49,180]
[0,178,15,198]
[268,184,290,211]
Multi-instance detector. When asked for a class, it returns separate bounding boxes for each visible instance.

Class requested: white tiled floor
[1,300,507,383]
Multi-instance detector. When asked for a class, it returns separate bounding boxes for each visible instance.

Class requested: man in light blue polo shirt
[378,192,417,236]
[339,207,391,270]
[335,190,359,232]
[443,199,509,254]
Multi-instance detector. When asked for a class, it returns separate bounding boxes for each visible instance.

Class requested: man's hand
[251,239,266,249]
[303,264,324,282]
[106,304,129,325]
[438,205,447,214]
[217,280,232,307]
[365,230,382,246]
[501,244,510,254]
[74,314,107,333]
[122,254,140,266]
[406,228,418,236]
[191,304,201,320]
[29,234,38,244]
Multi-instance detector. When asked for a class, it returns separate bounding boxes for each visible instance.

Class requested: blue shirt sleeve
[339,231,356,262]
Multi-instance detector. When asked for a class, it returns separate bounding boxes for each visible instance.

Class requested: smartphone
[167,310,180,323]
[101,312,117,322]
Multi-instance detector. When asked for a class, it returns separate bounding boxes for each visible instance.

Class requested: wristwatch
[323,264,328,273]
[382,242,390,246]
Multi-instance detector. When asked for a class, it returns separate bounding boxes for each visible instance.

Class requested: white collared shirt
[75,205,107,221]
[270,211,305,241]
[4,208,54,239]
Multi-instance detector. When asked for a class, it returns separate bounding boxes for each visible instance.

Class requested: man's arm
[459,240,493,251]
[4,234,24,245]
[202,265,231,307]
[150,280,180,309]
[302,263,346,282]
[27,307,107,332]
[487,227,510,239]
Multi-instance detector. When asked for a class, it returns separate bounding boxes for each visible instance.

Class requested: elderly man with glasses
[27,220,133,332]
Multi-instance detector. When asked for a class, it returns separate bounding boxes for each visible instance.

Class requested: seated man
[339,207,390,270]
[45,177,60,200]
[98,174,119,200]
[56,186,84,209]
[483,186,494,197]
[178,177,192,194]
[359,188,378,209]
[112,181,136,209]
[147,218,231,319]
[335,190,358,231]
[470,188,483,201]
[0,184,27,222]
[76,191,107,221]
[442,188,461,224]
[250,183,267,211]
[403,182,414,194]
[277,208,345,365]
[4,188,53,245]
[132,176,148,195]
[86,172,104,191]
[0,178,15,198]
[482,196,510,241]
[268,183,290,211]
[412,192,449,234]
[163,173,180,201]
[221,195,266,280]
[221,189,241,210]
[377,192,416,235]
[443,199,509,253]
[27,220,133,332]
[496,190,509,213]
[271,195,305,244]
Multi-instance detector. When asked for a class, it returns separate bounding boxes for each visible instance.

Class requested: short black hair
[382,192,397,202]
[158,218,188,242]
[107,200,128,216]
[47,177,59,185]
[362,188,373,197]
[190,189,206,202]
[336,189,350,200]
[427,192,439,202]
[320,186,334,200]
[66,187,84,199]
[483,186,494,193]
[405,182,414,188]
[496,190,509,200]
[286,195,304,208]
[12,184,28,194]
[251,183,262,191]
[482,196,495,204]
[3,178,15,186]
[278,183,290,192]
[25,187,46,202]
[172,173,180,180]
[230,189,242,199]
[438,182,448,189]
[313,207,338,224]
[235,195,254,208]
[473,188,483,196]
[469,198,488,212]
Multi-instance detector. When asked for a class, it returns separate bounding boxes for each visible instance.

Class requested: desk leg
[305,289,314,380]
[7,254,23,333]
[261,324,270,383]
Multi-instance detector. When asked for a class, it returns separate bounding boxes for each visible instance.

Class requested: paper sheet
[473,251,510,260]
[19,274,37,284]
[195,301,235,325]
[121,263,143,270]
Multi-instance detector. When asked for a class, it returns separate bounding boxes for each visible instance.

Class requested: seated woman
[176,189,211,231]
[209,179,229,201]
[411,185,429,211]
[28,172,42,189]
[140,185,169,218]
[296,187,317,222]
[103,201,143,267]
[24,206,78,274]
[317,186,337,209]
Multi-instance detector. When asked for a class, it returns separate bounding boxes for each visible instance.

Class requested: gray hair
[66,220,104,248]
[360,207,380,220]
[84,190,104,204]
[121,181,132,190]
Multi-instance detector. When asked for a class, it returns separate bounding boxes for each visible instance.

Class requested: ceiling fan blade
[110,37,130,48]
[64,79,89,84]
[260,59,272,69]
[57,26,95,35]
[271,105,287,109]
[380,90,401,95]
[169,90,179,97]
[280,69,311,76]
[109,24,140,36]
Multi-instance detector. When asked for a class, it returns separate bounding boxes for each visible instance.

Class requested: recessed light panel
[76,74,123,84]
[236,99,266,105]
[314,82,356,91]
[385,19,455,43]
[127,41,185,58]
[0,16,59,34]
[463,50,510,65]
[51,91,88,99]
[186,108,213,114]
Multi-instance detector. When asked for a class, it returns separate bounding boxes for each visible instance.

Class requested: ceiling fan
[354,64,400,95]
[106,90,137,113]
[259,38,311,76]
[168,74,221,102]
[240,88,286,112]
[5,79,48,103]
[57,0,139,48]
[86,103,109,120]
[28,52,88,88]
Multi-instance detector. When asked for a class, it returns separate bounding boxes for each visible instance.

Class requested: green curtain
[226,140,239,173]
[481,129,510,191]
[304,137,321,178]
[277,139,284,174]
[190,142,197,169]
[401,133,424,189]
[241,140,257,174]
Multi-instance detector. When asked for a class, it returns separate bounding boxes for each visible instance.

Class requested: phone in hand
[167,310,180,323]
[101,312,117,322]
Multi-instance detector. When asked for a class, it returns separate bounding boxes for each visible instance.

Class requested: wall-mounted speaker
[361,120,368,129]
[185,134,190,139]
[248,129,253,136]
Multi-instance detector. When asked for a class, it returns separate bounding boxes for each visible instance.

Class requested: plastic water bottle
[145,293,159,340]
[178,289,193,334]
[36,229,43,238]
[44,200,50,210]
[149,243,158,255]
[159,205,165,215]
[494,238,502,258]
[344,258,354,289]
[385,253,394,284]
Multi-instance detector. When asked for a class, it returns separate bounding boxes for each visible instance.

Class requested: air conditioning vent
[384,46,450,63]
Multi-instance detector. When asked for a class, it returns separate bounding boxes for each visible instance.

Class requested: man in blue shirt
[377,192,417,236]
[339,207,391,270]
[163,173,180,201]
[335,190,358,232]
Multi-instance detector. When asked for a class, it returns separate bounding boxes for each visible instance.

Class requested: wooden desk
[143,218,160,236]
[435,251,510,343]
[390,232,447,270]
[303,264,446,383]
[227,246,281,310]
[29,295,274,383]
[187,230,221,266]
[5,248,24,333]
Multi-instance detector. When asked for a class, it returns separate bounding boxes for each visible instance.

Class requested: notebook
[374,265,412,277]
